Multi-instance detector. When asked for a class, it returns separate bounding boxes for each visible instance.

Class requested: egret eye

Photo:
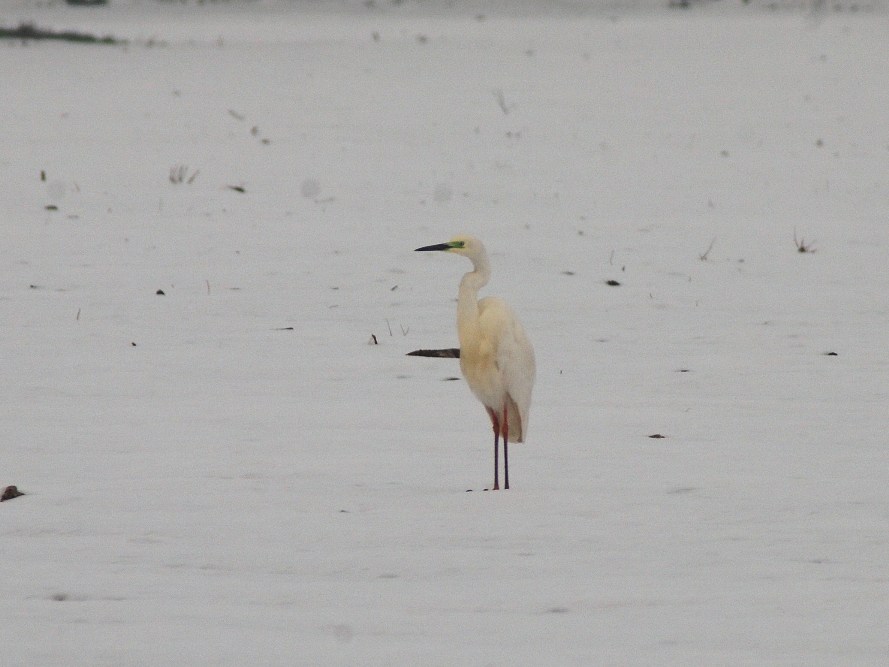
[450,241,465,249]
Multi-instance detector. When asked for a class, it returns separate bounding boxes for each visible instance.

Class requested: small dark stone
[45,205,58,211]
[156,289,165,295]
[1,485,24,502]
[824,351,838,356]
[605,279,621,286]
[648,433,666,439]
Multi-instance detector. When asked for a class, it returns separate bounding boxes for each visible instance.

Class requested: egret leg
[502,404,510,490]
[493,430,500,491]
[487,407,500,491]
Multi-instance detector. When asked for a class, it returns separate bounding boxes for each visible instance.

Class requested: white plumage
[415,236,536,490]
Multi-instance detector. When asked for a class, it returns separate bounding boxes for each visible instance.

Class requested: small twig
[169,165,184,184]
[794,229,816,253]
[407,348,460,358]
[169,164,198,185]
[699,237,717,261]
[400,324,409,336]
[493,89,512,115]
[0,23,121,44]
[385,319,393,336]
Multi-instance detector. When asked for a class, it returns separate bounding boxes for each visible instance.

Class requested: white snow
[2,0,889,663]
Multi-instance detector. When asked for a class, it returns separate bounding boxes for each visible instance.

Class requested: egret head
[415,235,484,259]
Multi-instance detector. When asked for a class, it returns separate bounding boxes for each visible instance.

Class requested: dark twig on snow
[169,165,199,185]
[0,22,121,44]
[794,229,816,253]
[493,89,513,115]
[407,348,460,358]
[699,237,717,261]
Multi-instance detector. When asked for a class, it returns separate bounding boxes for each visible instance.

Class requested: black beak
[415,243,450,252]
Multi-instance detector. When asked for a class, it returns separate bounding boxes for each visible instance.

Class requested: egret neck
[455,246,491,350]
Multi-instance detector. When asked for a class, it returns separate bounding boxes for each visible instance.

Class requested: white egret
[415,236,536,490]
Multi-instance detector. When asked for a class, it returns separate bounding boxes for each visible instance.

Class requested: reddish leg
[502,404,510,490]
[486,407,500,490]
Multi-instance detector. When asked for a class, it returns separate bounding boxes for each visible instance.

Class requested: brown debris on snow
[1,486,24,502]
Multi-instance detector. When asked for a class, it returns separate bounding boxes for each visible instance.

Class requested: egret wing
[478,297,536,442]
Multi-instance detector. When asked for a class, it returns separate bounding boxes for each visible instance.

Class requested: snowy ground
[2,0,889,664]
